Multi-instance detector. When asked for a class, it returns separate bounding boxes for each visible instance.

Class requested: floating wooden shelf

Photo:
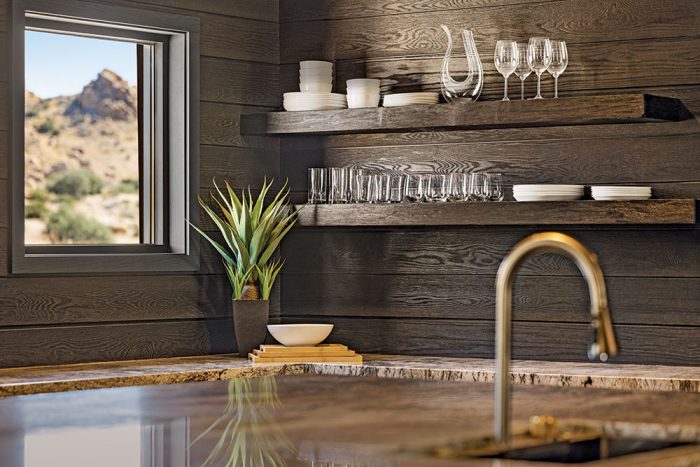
[241,94,692,135]
[294,200,696,227]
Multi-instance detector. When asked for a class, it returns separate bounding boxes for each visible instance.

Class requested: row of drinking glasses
[495,37,568,100]
[308,168,504,204]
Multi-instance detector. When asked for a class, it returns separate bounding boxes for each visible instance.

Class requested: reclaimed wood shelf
[241,94,692,135]
[294,199,696,227]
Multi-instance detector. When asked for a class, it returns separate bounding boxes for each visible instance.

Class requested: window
[11,0,200,273]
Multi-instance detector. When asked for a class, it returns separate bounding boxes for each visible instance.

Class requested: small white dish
[300,60,333,69]
[267,324,334,347]
[300,81,333,93]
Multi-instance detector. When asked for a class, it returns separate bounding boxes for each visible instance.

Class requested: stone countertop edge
[0,353,697,397]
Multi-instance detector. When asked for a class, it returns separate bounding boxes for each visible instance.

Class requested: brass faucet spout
[494,232,618,444]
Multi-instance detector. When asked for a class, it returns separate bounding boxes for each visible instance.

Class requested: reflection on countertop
[0,353,698,398]
[1,374,700,466]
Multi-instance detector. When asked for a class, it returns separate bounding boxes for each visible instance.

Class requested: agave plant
[191,179,296,300]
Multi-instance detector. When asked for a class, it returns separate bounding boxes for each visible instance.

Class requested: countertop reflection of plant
[191,376,294,467]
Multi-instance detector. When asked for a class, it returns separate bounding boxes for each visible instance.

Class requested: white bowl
[300,70,333,78]
[347,92,380,108]
[347,78,380,90]
[300,81,333,93]
[300,60,333,69]
[267,324,334,347]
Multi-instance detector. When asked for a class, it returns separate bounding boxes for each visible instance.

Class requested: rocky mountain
[24,69,140,244]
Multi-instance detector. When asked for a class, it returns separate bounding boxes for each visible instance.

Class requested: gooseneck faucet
[494,232,618,444]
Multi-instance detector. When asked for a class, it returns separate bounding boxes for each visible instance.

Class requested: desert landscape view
[24,69,141,244]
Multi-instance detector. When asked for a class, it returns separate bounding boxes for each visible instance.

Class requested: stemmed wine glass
[527,37,552,99]
[494,40,519,101]
[548,40,568,98]
[514,43,531,100]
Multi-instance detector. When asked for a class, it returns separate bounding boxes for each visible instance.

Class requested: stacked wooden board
[249,344,362,365]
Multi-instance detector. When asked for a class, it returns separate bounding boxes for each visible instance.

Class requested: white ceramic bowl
[346,78,380,90]
[347,92,380,108]
[300,81,333,92]
[300,60,333,69]
[267,324,334,346]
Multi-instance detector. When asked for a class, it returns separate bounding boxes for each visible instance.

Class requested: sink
[423,416,700,464]
[487,436,690,463]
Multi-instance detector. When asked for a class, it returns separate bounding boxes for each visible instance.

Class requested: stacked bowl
[299,60,333,92]
[513,184,584,202]
[284,61,347,111]
[591,186,651,200]
[346,79,381,108]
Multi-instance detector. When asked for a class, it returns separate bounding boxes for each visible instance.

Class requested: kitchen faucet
[494,232,618,444]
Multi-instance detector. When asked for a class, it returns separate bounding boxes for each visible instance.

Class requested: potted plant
[191,179,297,356]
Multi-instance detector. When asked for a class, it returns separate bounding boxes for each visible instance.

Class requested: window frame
[10,0,200,274]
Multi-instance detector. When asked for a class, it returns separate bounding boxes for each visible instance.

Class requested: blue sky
[25,30,137,98]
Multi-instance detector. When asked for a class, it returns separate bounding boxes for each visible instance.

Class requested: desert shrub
[112,178,139,194]
[25,189,50,219]
[47,169,103,198]
[46,205,113,243]
[35,118,61,136]
[25,108,38,118]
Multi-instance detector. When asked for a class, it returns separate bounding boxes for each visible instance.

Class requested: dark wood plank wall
[278,0,700,365]
[0,0,280,367]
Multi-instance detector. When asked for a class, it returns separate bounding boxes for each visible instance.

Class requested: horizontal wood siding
[279,0,700,365]
[0,0,280,367]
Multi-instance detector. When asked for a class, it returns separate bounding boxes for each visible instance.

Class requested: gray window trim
[10,0,200,274]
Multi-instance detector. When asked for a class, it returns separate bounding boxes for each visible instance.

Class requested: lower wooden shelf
[293,199,696,227]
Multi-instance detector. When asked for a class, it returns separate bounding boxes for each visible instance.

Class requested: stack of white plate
[283,92,347,111]
[513,184,584,202]
[383,92,439,107]
[591,186,651,200]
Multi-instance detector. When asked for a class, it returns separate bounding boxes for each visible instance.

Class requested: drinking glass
[527,37,552,99]
[347,168,364,203]
[373,173,391,203]
[404,173,425,202]
[388,174,406,203]
[356,174,376,203]
[494,40,519,101]
[467,173,486,201]
[548,40,568,98]
[307,168,327,204]
[514,43,531,100]
[448,172,467,201]
[428,174,449,202]
[328,167,349,204]
[484,172,504,202]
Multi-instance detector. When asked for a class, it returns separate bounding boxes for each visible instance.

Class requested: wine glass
[494,40,519,101]
[514,43,531,100]
[527,37,552,99]
[548,40,568,98]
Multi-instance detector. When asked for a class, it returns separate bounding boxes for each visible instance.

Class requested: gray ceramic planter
[232,300,269,357]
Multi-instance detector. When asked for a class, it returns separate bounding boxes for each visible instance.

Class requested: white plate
[514,184,584,190]
[592,195,651,201]
[514,195,582,202]
[384,92,439,98]
[284,92,345,99]
[284,104,346,111]
[267,324,334,347]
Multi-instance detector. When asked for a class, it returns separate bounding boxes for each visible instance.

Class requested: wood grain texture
[285,316,700,365]
[282,227,700,278]
[0,82,7,131]
[0,319,235,368]
[242,94,691,135]
[200,102,279,149]
[0,131,6,179]
[281,0,555,22]
[0,0,6,32]
[128,0,279,22]
[201,57,280,107]
[282,274,700,326]
[294,200,695,227]
[200,145,279,189]
[280,0,700,61]
[199,13,278,64]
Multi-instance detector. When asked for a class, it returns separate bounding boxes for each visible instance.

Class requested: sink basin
[488,436,690,463]
[423,417,700,464]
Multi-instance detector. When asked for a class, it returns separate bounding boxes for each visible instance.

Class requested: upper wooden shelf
[241,94,693,135]
[294,199,696,227]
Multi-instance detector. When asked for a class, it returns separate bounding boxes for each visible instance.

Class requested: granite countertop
[1,373,699,466]
[0,353,698,397]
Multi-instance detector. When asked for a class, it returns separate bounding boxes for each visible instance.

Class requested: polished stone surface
[0,374,699,466]
[0,354,698,397]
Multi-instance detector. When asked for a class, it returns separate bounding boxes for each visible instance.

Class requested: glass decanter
[440,25,483,103]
